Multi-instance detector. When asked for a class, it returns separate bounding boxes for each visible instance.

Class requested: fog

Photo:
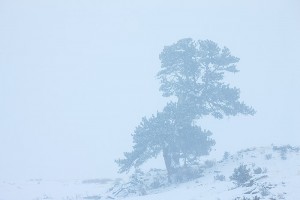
[0,0,299,182]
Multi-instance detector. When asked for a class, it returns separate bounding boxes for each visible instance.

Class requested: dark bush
[214,174,226,181]
[265,154,272,160]
[230,164,252,186]
[273,145,300,160]
[253,167,263,174]
[223,151,230,160]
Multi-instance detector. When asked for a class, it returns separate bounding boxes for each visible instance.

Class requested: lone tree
[116,38,255,181]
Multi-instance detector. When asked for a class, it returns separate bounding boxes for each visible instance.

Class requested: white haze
[0,0,299,181]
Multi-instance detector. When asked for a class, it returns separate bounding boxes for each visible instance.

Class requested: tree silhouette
[116,38,255,181]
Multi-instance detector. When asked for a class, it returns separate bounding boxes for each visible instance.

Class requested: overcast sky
[0,0,299,180]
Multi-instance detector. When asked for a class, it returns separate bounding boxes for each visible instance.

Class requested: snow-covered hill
[1,145,299,200]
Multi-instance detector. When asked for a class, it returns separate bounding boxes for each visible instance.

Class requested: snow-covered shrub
[273,145,300,152]
[130,169,148,194]
[170,166,203,183]
[276,193,286,199]
[239,147,256,153]
[262,168,268,173]
[147,169,169,189]
[230,164,252,186]
[203,160,216,168]
[106,170,147,197]
[260,185,270,196]
[253,167,263,174]
[223,151,230,160]
[272,145,300,160]
[265,154,272,160]
[214,174,226,181]
[107,169,169,198]
[129,169,170,192]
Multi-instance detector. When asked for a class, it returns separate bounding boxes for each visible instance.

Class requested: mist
[0,1,299,197]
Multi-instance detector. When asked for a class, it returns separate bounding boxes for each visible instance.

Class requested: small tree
[116,38,255,181]
[230,164,252,186]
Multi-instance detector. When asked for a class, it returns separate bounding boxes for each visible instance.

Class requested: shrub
[107,169,169,198]
[128,169,147,195]
[253,167,263,174]
[262,168,268,173]
[204,160,216,168]
[230,164,252,186]
[214,174,226,181]
[272,145,300,160]
[170,166,203,183]
[265,154,272,160]
[223,152,230,160]
[260,185,270,196]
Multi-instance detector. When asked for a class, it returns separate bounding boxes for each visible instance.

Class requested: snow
[1,145,299,200]
[0,179,109,200]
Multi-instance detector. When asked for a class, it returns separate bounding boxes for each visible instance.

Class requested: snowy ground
[118,146,300,200]
[0,178,112,200]
[1,145,300,200]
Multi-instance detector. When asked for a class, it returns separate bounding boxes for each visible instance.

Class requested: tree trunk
[163,148,180,183]
[163,148,172,179]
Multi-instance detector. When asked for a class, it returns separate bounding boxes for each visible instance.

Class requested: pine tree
[116,38,255,180]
